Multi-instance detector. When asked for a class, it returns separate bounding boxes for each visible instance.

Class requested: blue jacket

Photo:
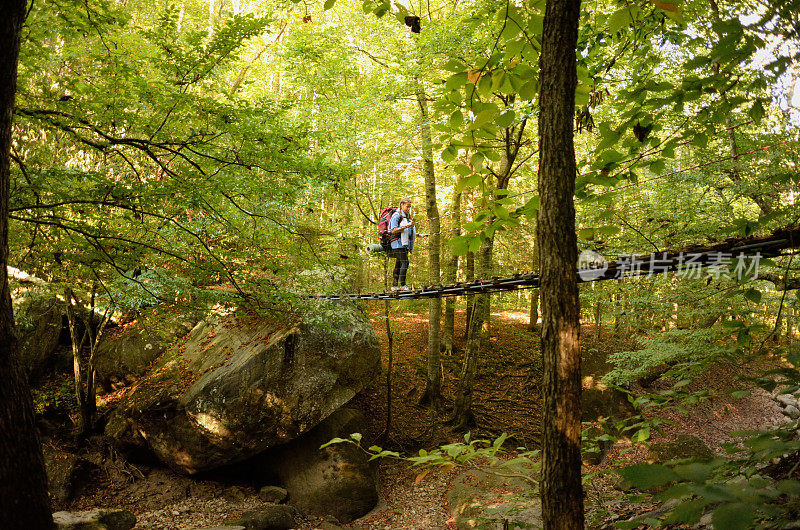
[389,211,416,252]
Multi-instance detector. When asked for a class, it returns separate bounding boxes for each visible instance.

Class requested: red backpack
[378,207,399,252]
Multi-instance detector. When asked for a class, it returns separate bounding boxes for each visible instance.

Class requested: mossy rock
[448,468,541,530]
[647,435,715,463]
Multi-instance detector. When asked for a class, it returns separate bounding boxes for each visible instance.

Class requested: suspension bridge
[309,225,800,301]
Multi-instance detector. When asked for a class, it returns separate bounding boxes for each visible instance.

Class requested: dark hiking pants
[391,248,409,287]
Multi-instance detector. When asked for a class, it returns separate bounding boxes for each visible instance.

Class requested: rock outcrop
[105,305,380,474]
[254,408,378,523]
[14,291,65,375]
[94,312,200,390]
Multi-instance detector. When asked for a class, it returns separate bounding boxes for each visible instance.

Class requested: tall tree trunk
[0,2,54,527]
[443,182,462,355]
[527,236,540,332]
[65,289,89,435]
[537,0,583,526]
[464,253,475,339]
[452,237,492,430]
[416,83,442,407]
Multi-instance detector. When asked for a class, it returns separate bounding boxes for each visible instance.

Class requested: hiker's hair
[399,198,412,207]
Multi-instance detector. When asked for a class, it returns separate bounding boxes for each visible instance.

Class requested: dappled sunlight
[188,412,232,438]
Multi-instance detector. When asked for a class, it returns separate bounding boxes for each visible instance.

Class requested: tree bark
[416,83,442,407]
[0,1,55,527]
[527,239,540,332]
[537,0,583,526]
[464,250,475,340]
[442,182,461,356]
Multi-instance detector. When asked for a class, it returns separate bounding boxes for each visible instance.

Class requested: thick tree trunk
[0,2,55,527]
[443,182,461,356]
[537,0,583,526]
[416,84,442,407]
[464,250,475,340]
[527,240,540,332]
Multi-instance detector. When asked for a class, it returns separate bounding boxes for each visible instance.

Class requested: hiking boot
[399,285,411,291]
[391,286,400,292]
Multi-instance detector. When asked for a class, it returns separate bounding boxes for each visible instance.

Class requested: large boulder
[13,291,64,375]
[94,312,200,390]
[42,444,98,504]
[448,468,541,529]
[254,408,378,523]
[105,304,380,474]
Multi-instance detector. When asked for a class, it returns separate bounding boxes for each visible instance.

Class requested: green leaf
[471,108,497,129]
[470,152,485,168]
[575,85,590,106]
[468,236,483,253]
[449,110,463,128]
[441,144,457,163]
[477,74,493,96]
[749,100,765,124]
[454,164,472,177]
[373,2,390,17]
[664,498,708,524]
[319,437,348,448]
[673,463,712,483]
[505,37,525,59]
[495,109,515,128]
[519,79,538,101]
[712,502,755,530]
[649,158,666,174]
[776,480,800,495]
[743,288,762,304]
[445,72,468,91]
[491,70,506,91]
[619,464,679,490]
[693,132,708,148]
[595,225,621,236]
[631,426,651,442]
[609,5,640,33]
[349,432,362,442]
[323,0,336,9]
[443,59,464,72]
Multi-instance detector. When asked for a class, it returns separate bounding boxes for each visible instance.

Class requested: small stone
[53,508,136,530]
[786,405,800,419]
[171,510,179,516]
[777,394,797,408]
[610,474,633,492]
[258,485,288,504]
[225,506,294,530]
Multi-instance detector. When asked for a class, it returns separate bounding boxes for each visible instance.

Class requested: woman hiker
[388,198,425,291]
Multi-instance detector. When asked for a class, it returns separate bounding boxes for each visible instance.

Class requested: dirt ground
[55,308,787,529]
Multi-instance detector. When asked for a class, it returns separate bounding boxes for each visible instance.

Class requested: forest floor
[58,308,787,529]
